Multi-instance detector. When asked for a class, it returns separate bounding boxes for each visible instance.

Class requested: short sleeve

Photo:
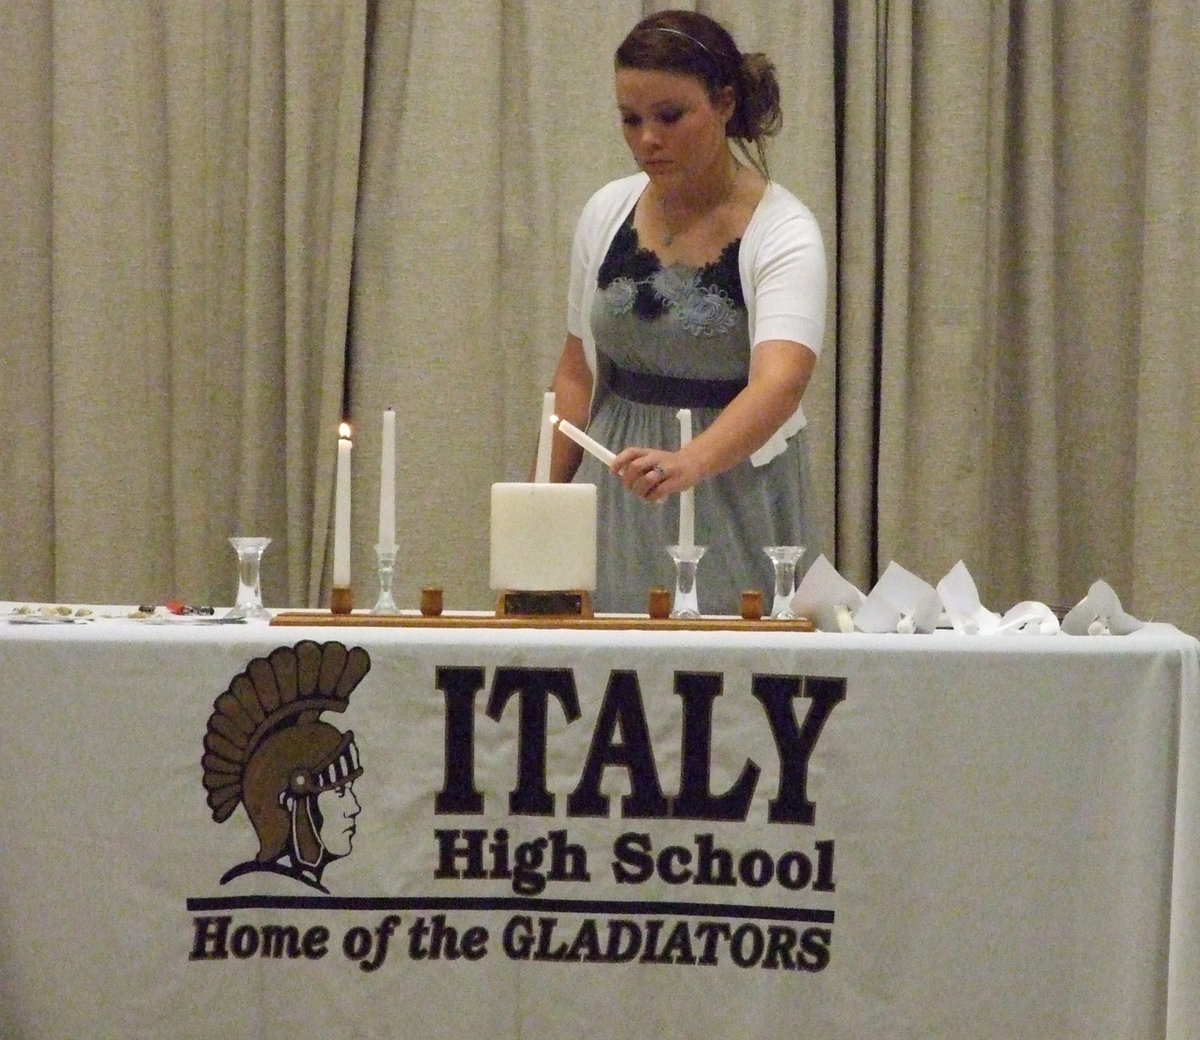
[748,197,827,355]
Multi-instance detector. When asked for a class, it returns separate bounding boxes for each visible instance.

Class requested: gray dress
[573,213,820,615]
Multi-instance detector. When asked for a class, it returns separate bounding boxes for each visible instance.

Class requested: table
[1,609,1197,1039]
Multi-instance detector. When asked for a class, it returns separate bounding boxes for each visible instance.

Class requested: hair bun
[735,52,782,139]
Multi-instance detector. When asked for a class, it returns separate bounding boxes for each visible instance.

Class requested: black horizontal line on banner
[186,894,834,924]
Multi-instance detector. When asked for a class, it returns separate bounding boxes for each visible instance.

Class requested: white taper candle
[676,408,694,550]
[534,392,555,482]
[552,416,617,466]
[378,409,395,551]
[334,423,352,586]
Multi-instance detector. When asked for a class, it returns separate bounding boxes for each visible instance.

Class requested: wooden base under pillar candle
[495,590,593,619]
[330,586,353,615]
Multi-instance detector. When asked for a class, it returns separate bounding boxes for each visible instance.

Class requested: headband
[644,25,716,57]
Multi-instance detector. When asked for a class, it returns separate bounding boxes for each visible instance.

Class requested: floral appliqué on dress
[597,215,745,338]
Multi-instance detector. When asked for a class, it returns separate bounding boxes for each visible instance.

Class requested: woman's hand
[610,341,816,501]
[612,446,700,502]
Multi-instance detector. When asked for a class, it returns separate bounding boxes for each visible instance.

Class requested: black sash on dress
[604,356,746,409]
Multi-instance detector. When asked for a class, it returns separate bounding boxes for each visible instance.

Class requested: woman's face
[615,67,734,186]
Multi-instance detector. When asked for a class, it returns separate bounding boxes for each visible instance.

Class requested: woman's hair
[615,9,782,178]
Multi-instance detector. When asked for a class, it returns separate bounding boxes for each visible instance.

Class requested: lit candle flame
[339,422,351,440]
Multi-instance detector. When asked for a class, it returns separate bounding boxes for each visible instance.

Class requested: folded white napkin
[790,554,865,632]
[788,559,1137,637]
[1060,580,1145,635]
[936,560,1060,635]
[854,561,942,634]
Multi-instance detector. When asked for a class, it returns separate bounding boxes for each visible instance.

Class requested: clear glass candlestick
[225,537,272,621]
[666,544,706,620]
[371,543,400,615]
[763,545,805,620]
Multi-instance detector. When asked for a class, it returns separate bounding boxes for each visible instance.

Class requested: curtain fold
[833,0,890,589]
[1130,0,1200,627]
[278,2,369,605]
[838,0,1199,627]
[0,2,54,596]
[0,1,366,610]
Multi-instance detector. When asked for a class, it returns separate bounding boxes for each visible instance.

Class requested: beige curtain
[0,2,366,609]
[837,0,1200,627]
[2,0,1197,634]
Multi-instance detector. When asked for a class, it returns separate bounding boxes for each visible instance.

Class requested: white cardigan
[566,171,827,466]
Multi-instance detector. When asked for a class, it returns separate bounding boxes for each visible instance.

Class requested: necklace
[660,167,739,247]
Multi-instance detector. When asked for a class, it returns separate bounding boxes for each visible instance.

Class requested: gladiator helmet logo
[202,640,370,893]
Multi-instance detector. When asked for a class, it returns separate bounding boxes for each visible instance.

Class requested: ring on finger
[652,465,666,481]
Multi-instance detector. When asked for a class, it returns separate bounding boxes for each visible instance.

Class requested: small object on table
[740,589,764,621]
[330,586,353,615]
[420,586,444,617]
[648,586,672,620]
[164,601,215,616]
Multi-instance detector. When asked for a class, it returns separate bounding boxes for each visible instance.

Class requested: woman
[548,9,827,614]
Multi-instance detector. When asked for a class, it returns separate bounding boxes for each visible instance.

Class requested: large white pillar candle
[676,408,694,550]
[378,408,395,551]
[334,423,352,586]
[490,483,597,591]
[534,392,555,483]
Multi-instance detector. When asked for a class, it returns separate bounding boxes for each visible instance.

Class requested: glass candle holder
[763,545,805,620]
[371,543,400,615]
[225,537,272,621]
[666,544,706,620]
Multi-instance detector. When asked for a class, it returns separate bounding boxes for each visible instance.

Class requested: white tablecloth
[1,611,1197,1039]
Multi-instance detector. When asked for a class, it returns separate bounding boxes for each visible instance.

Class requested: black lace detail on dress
[596,211,746,335]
